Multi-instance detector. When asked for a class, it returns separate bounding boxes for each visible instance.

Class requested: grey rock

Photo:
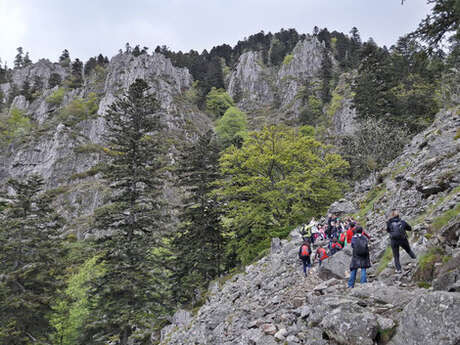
[328,199,357,216]
[389,291,460,345]
[319,246,352,280]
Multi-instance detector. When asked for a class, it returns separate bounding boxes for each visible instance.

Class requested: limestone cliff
[0,52,212,236]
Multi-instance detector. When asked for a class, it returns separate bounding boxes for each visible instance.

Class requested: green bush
[206,87,234,117]
[0,107,32,145]
[215,106,248,148]
[46,87,65,105]
[58,93,99,126]
[432,203,460,231]
[282,54,294,65]
[50,255,105,345]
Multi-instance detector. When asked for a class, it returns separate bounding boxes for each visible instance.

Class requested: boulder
[328,199,357,216]
[389,291,460,345]
[318,246,352,280]
[432,252,460,292]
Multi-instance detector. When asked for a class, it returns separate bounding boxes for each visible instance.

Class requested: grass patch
[411,185,460,226]
[70,164,105,180]
[376,247,393,276]
[46,87,66,105]
[418,247,443,270]
[431,203,460,232]
[73,143,104,154]
[354,185,386,226]
[417,281,431,289]
[454,128,460,140]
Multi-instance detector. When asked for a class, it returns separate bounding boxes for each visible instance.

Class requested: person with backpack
[330,238,343,255]
[348,226,371,288]
[314,246,329,267]
[338,230,347,248]
[346,222,356,244]
[298,240,312,276]
[386,210,416,273]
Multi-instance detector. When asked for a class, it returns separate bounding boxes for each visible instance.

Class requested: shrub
[58,93,99,126]
[215,106,248,148]
[206,87,234,117]
[0,107,31,145]
[282,54,294,65]
[46,87,65,105]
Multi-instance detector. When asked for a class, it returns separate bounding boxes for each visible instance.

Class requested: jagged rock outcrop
[160,106,460,345]
[228,37,334,125]
[0,52,211,234]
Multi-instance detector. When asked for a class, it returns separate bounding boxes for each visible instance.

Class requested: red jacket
[316,247,328,261]
[332,242,342,250]
[346,227,355,244]
[362,230,371,240]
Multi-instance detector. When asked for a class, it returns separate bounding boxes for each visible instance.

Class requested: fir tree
[48,73,62,88]
[14,47,24,69]
[171,131,224,305]
[23,52,32,66]
[0,175,66,345]
[59,49,70,66]
[69,58,83,88]
[83,79,171,345]
[320,49,333,103]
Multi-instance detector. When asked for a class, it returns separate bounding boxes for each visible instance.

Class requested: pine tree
[69,58,83,88]
[23,52,32,66]
[48,73,62,88]
[59,49,70,66]
[320,49,333,103]
[14,47,24,69]
[21,79,31,101]
[0,175,66,345]
[83,79,171,345]
[171,131,224,305]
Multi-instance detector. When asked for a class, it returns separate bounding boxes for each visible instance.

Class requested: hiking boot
[395,269,402,274]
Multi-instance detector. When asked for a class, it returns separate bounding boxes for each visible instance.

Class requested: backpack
[389,220,406,240]
[300,244,310,258]
[353,236,368,257]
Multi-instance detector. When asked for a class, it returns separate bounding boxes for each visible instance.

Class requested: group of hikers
[298,209,416,288]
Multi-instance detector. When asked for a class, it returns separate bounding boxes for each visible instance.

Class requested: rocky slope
[159,106,460,345]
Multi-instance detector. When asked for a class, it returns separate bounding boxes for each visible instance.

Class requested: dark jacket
[350,234,371,270]
[386,216,412,240]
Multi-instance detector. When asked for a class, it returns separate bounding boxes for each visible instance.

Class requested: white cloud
[0,0,28,65]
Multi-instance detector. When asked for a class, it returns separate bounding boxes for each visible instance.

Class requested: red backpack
[300,244,310,257]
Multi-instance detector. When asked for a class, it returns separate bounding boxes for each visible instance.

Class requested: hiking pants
[391,238,416,271]
[348,268,367,288]
[301,257,311,275]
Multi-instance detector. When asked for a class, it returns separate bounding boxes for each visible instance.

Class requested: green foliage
[0,107,31,145]
[340,118,409,180]
[171,131,225,306]
[205,87,234,117]
[216,125,348,265]
[215,106,248,148]
[46,87,65,105]
[58,93,99,126]
[354,185,386,226]
[282,54,294,65]
[50,256,105,345]
[0,175,66,345]
[300,95,323,126]
[326,91,343,118]
[455,128,460,140]
[83,79,171,344]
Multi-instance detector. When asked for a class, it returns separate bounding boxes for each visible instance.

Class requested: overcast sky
[0,0,432,65]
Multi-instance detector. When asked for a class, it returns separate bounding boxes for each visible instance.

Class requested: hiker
[346,222,356,244]
[314,246,328,267]
[338,229,347,248]
[330,238,343,255]
[298,240,312,276]
[386,210,416,273]
[348,226,371,288]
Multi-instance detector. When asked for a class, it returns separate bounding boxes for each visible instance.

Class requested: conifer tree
[171,131,224,305]
[23,52,32,66]
[14,47,24,69]
[83,79,170,345]
[320,49,333,103]
[0,175,66,345]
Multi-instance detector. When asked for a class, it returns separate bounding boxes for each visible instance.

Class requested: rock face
[0,52,212,234]
[228,36,338,125]
[160,107,460,345]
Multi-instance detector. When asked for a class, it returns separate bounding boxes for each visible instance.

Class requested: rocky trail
[159,107,460,345]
